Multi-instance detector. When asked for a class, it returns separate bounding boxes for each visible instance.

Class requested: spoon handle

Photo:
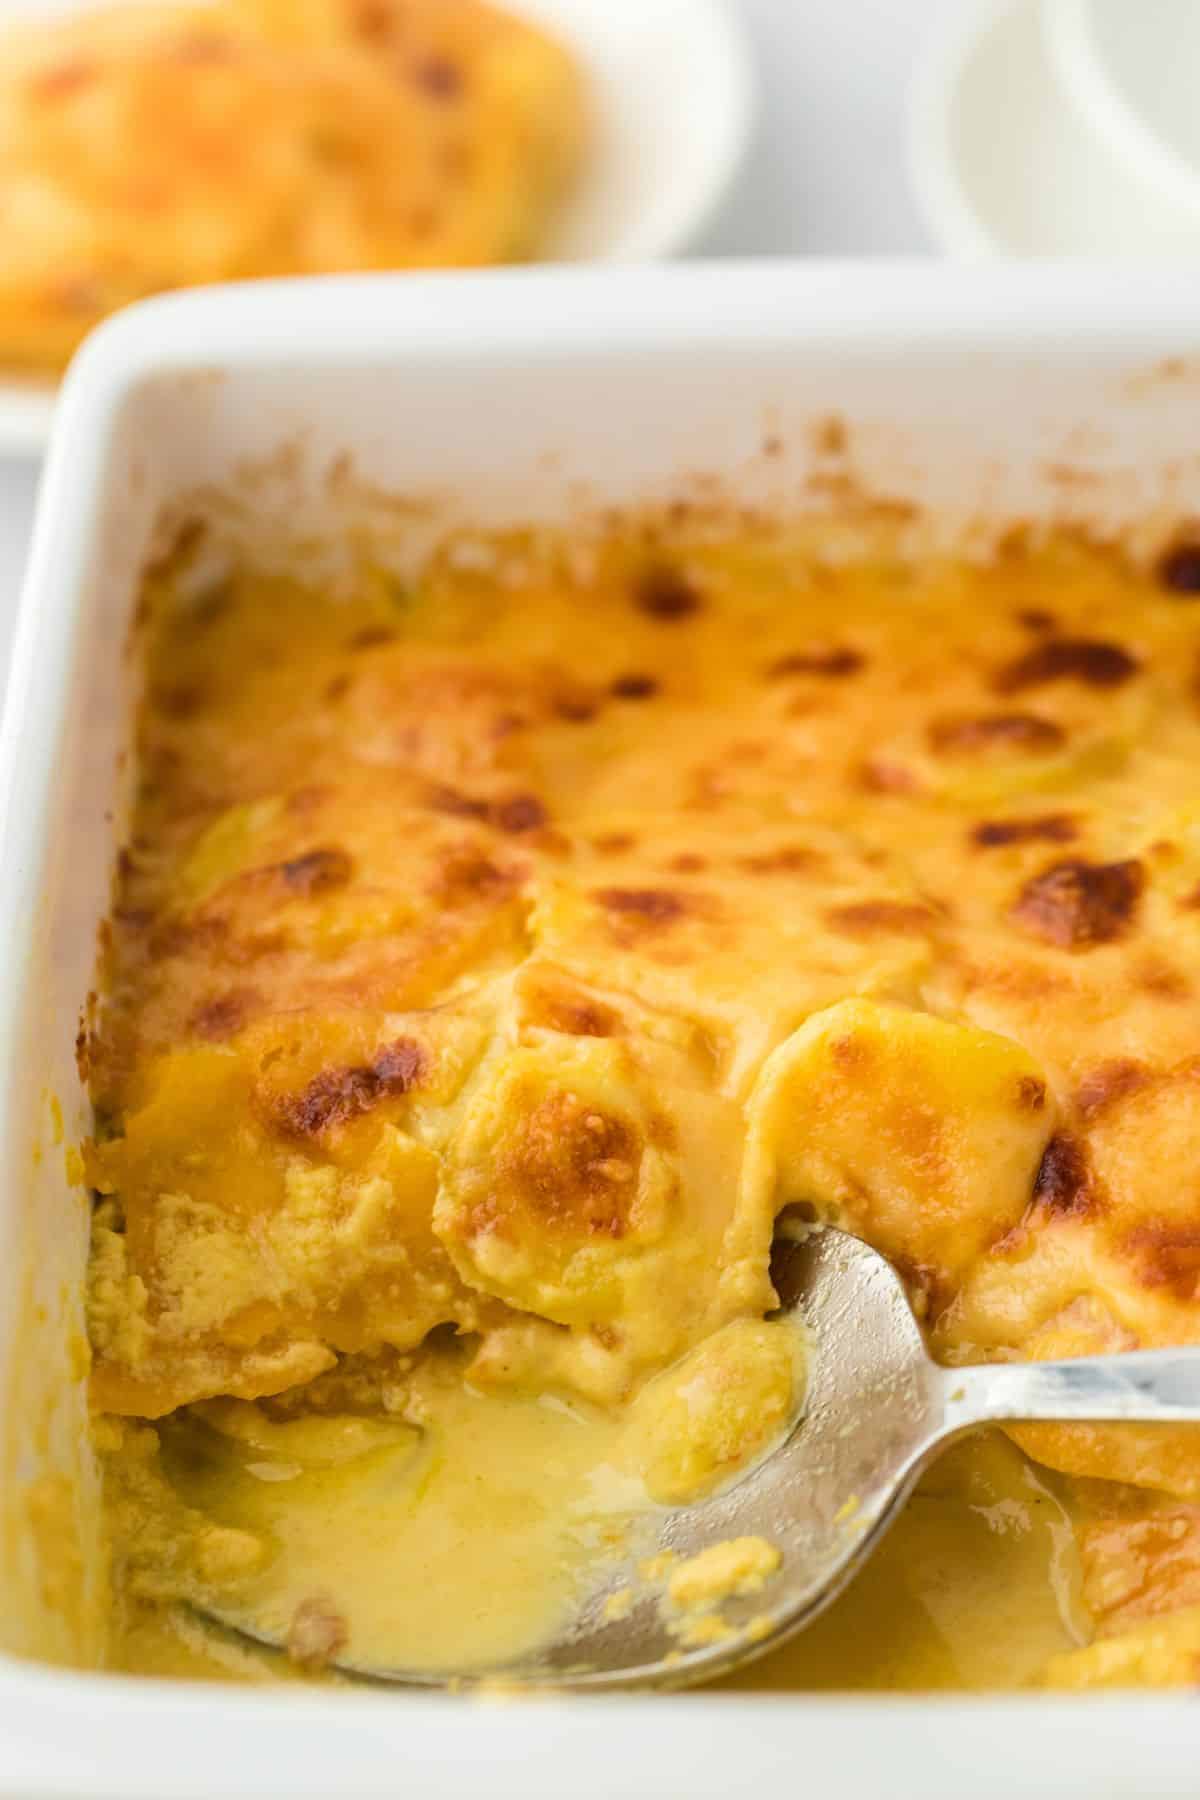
[941,1347,1200,1434]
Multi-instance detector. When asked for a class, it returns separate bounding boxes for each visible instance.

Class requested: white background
[0,0,950,671]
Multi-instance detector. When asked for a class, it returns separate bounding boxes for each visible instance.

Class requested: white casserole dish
[4,263,1200,1798]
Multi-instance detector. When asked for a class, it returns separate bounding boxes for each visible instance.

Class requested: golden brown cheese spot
[189,989,259,1042]
[111,902,152,937]
[346,626,396,651]
[593,887,688,928]
[151,679,207,719]
[426,783,488,821]
[971,815,1078,849]
[1137,955,1192,1001]
[633,565,703,621]
[286,786,332,817]
[431,847,515,905]
[1075,1059,1153,1122]
[858,757,921,793]
[1017,1076,1048,1112]
[171,33,239,67]
[490,793,547,834]
[929,712,1066,756]
[434,1047,672,1329]
[494,1092,640,1240]
[528,988,620,1039]
[555,1003,617,1038]
[1016,608,1056,632]
[1156,541,1200,597]
[1031,1133,1095,1218]
[1012,858,1145,949]
[272,1037,427,1138]
[29,56,97,100]
[412,55,464,100]
[434,1028,757,1360]
[610,673,659,700]
[1124,1225,1200,1301]
[149,913,228,963]
[738,846,820,876]
[275,848,354,896]
[812,414,847,455]
[992,638,1139,695]
[548,674,600,723]
[350,0,395,42]
[824,900,938,937]
[143,513,206,580]
[766,646,864,679]
[426,785,549,834]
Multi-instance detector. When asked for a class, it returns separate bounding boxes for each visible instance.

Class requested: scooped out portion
[86,516,1200,1687]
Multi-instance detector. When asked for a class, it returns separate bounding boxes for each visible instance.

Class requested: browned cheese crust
[83,520,1200,1674]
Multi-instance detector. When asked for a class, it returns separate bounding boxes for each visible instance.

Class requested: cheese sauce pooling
[89,520,1200,1687]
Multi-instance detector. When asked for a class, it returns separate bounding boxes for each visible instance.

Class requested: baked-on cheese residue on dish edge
[85,514,1200,1689]
[0,0,584,371]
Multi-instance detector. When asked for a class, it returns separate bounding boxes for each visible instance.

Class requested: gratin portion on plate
[83,510,1200,1689]
[0,0,585,371]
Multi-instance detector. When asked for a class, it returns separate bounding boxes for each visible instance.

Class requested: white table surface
[0,0,948,683]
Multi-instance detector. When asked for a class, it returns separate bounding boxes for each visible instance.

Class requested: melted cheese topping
[0,0,583,370]
[90,519,1200,1687]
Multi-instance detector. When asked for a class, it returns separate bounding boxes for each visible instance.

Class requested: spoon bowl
[201,1225,1200,1690]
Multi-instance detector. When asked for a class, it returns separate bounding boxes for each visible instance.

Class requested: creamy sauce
[106,1321,804,1681]
[722,1435,1085,1692]
[133,1360,642,1677]
[107,1392,1085,1691]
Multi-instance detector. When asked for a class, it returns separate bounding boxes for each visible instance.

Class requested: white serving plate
[0,0,754,456]
[6,263,1200,1797]
[909,0,1200,257]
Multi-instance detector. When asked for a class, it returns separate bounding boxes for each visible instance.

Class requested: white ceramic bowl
[7,261,1200,1797]
[1046,0,1200,224]
[910,0,1200,258]
[0,0,755,455]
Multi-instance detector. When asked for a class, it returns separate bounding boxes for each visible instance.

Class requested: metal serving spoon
[202,1225,1200,1691]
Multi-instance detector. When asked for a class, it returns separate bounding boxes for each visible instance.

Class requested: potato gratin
[0,0,583,371]
[87,516,1200,1688]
